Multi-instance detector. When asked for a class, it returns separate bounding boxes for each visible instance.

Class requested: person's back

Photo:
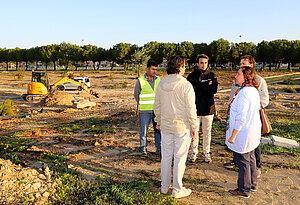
[155,74,196,134]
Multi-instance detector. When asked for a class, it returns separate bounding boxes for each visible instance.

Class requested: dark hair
[241,55,255,66]
[147,59,158,68]
[196,54,209,63]
[240,66,259,89]
[167,56,186,74]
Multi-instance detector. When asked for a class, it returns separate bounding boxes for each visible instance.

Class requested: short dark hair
[196,54,209,63]
[240,66,259,89]
[241,55,255,66]
[147,59,158,68]
[167,55,186,74]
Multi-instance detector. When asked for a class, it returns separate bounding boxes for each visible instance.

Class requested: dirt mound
[0,159,56,204]
[42,91,74,107]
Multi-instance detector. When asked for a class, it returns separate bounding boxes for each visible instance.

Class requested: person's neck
[146,74,154,80]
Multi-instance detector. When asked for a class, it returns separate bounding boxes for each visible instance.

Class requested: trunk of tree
[268,63,272,71]
[36,62,38,70]
[277,60,282,70]
[124,62,128,71]
[137,64,141,78]
[53,61,56,71]
[16,62,18,71]
[45,62,48,70]
[261,62,266,72]
[111,61,114,71]
[288,62,292,71]
[25,61,28,71]
[92,61,96,70]
[6,62,8,71]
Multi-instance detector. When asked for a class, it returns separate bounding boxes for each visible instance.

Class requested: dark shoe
[224,161,238,169]
[141,151,147,157]
[228,189,250,198]
[250,187,257,192]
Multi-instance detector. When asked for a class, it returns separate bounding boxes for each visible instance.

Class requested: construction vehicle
[23,71,100,102]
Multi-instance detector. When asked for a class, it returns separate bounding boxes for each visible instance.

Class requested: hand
[208,81,212,85]
[190,130,196,138]
[156,125,160,130]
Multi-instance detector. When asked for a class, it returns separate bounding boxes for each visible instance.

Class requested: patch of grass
[0,99,14,116]
[260,143,300,156]
[39,153,179,205]
[54,118,118,134]
[106,81,130,89]
[0,135,33,164]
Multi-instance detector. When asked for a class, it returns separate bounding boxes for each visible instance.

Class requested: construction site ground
[0,70,299,204]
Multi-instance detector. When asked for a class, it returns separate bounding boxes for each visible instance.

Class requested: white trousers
[161,131,191,192]
[191,115,214,155]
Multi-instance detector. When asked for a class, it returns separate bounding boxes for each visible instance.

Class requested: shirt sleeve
[153,84,161,125]
[258,77,269,108]
[233,91,249,131]
[133,79,141,103]
[185,82,198,130]
[229,82,238,103]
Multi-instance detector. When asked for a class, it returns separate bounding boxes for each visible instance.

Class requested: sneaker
[250,187,257,192]
[228,188,250,198]
[141,151,147,157]
[224,161,238,169]
[172,188,192,199]
[161,186,170,195]
[204,153,212,163]
[189,153,197,163]
[257,168,261,178]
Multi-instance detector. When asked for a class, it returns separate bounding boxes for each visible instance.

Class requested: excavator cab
[23,71,50,102]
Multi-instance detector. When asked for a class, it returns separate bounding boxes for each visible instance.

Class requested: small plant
[285,87,297,93]
[16,68,25,80]
[0,99,14,116]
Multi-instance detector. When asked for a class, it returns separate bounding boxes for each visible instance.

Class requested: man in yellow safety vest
[134,59,161,156]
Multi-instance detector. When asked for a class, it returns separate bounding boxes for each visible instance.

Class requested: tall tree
[208,38,230,67]
[131,47,151,77]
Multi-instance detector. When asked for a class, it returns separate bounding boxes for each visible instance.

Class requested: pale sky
[0,0,299,49]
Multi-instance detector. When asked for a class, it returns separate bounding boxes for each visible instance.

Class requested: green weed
[0,99,14,116]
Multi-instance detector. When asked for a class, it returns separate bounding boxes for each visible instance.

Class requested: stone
[261,137,272,145]
[271,135,300,148]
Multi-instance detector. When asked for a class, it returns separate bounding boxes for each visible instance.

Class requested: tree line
[0,39,299,72]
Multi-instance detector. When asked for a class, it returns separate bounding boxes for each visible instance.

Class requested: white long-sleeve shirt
[226,87,261,154]
[229,75,269,108]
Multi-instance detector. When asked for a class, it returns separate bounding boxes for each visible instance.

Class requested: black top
[187,68,218,116]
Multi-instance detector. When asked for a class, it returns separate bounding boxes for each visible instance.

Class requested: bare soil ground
[0,70,299,204]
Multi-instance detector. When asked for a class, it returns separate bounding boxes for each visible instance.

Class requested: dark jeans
[255,145,261,168]
[233,150,258,196]
[233,145,261,168]
[139,112,161,152]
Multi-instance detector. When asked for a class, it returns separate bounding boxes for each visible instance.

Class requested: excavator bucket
[92,92,101,98]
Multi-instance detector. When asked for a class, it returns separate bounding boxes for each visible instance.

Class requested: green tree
[131,47,151,77]
[209,38,230,67]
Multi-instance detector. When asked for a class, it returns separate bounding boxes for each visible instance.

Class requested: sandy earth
[0,70,299,204]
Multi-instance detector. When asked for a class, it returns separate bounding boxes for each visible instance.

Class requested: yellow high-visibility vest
[139,75,160,111]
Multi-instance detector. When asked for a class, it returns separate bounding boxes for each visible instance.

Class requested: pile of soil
[0,158,56,204]
[42,91,74,107]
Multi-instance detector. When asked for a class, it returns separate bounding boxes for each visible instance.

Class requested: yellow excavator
[23,71,100,102]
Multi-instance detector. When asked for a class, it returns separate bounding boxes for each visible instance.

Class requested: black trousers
[233,145,261,168]
[233,150,258,195]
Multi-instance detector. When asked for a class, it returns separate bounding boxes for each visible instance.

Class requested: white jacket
[226,87,261,154]
[154,74,198,135]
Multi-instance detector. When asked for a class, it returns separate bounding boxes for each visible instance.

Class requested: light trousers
[161,131,191,192]
[190,115,214,155]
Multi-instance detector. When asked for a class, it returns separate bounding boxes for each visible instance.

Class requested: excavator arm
[50,77,100,98]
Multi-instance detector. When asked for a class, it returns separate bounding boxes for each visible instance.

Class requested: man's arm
[153,85,161,126]
[133,79,141,103]
[258,76,269,108]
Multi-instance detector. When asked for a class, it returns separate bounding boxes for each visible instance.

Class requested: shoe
[257,168,261,178]
[224,161,238,169]
[250,187,257,192]
[228,188,250,198]
[141,151,147,157]
[161,186,170,195]
[172,188,192,199]
[204,153,212,163]
[189,153,197,163]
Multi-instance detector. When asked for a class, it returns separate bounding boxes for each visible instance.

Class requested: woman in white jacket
[226,66,261,198]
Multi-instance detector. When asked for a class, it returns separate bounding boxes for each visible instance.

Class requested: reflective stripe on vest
[139,75,160,111]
